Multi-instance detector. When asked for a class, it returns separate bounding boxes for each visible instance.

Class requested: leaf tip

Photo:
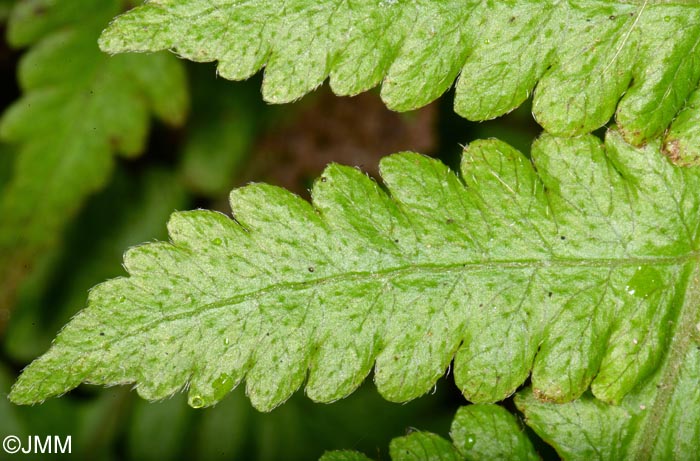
[9,356,79,406]
[98,21,128,54]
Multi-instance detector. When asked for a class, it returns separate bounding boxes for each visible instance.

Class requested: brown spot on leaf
[662,138,684,165]
[532,387,559,403]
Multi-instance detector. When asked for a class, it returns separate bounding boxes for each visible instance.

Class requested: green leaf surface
[516,259,700,460]
[390,433,462,461]
[450,406,538,460]
[9,130,700,421]
[100,1,700,151]
[0,0,187,321]
[323,404,538,461]
[516,344,700,460]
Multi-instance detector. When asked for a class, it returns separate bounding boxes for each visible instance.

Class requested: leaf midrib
[631,260,700,459]
[105,250,700,342]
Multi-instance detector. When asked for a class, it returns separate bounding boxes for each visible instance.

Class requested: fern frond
[10,130,700,418]
[100,0,700,155]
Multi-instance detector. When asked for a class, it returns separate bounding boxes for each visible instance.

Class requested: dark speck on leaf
[446,218,454,224]
[308,266,315,272]
[320,177,327,182]
[99,332,105,336]
[509,16,516,23]
[560,236,566,240]
[548,292,553,297]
